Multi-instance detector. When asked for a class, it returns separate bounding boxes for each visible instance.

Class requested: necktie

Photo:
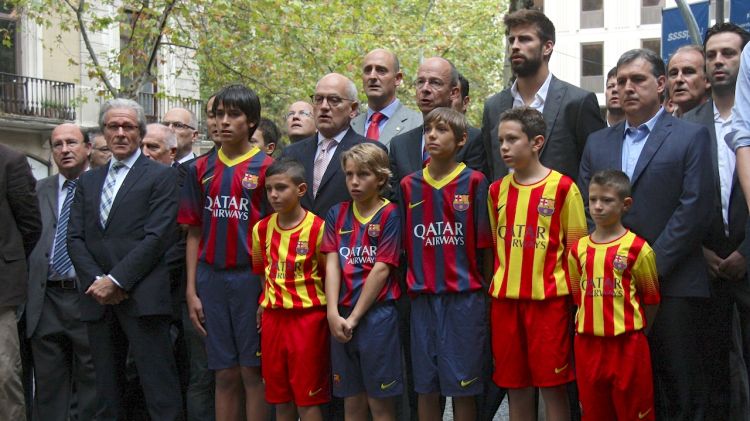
[366,112,385,141]
[313,138,334,197]
[50,179,77,277]
[100,161,124,227]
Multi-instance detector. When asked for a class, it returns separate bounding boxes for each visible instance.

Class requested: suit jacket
[387,125,487,199]
[481,75,605,181]
[68,153,178,321]
[350,101,423,149]
[578,112,713,298]
[683,100,750,259]
[0,144,41,308]
[280,128,386,217]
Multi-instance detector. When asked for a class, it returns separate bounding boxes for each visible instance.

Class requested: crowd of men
[3,7,750,421]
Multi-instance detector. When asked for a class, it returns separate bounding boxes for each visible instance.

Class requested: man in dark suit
[281,73,385,217]
[389,57,486,197]
[350,48,422,149]
[578,48,713,420]
[26,123,99,420]
[683,23,750,420]
[481,9,604,182]
[0,144,41,420]
[68,98,183,420]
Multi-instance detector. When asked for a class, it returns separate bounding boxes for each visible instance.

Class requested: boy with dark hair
[251,117,281,156]
[568,169,659,420]
[488,107,587,421]
[399,107,492,421]
[179,84,273,420]
[252,158,330,421]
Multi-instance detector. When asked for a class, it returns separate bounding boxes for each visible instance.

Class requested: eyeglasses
[93,146,110,153]
[104,123,139,133]
[161,121,196,130]
[285,110,313,119]
[51,139,83,150]
[309,95,355,107]
[414,78,447,90]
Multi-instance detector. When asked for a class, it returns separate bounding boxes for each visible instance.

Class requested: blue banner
[662,1,709,63]
[731,0,750,32]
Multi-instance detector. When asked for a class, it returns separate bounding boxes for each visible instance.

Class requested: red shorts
[261,307,331,406]
[490,297,574,388]
[574,331,654,421]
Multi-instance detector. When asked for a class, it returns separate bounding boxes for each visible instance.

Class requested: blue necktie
[51,179,76,276]
[100,161,124,227]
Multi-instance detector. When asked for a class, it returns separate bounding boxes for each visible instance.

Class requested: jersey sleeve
[474,174,492,249]
[376,207,401,267]
[315,220,327,275]
[633,245,661,305]
[567,240,584,306]
[177,162,203,226]
[321,206,339,254]
[488,181,500,250]
[561,181,588,252]
[251,222,264,275]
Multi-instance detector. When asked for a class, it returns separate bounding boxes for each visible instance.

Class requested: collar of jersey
[352,199,390,225]
[218,146,260,167]
[422,162,466,190]
[272,210,310,233]
[509,169,552,188]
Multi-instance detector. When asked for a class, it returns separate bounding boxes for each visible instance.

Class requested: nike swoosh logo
[497,204,505,212]
[201,175,215,184]
[638,408,652,419]
[409,200,425,209]
[460,377,479,387]
[380,380,397,390]
[339,229,353,234]
[308,388,322,397]
[554,363,569,374]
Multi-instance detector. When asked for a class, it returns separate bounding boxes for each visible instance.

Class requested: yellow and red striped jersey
[568,230,660,336]
[251,211,326,309]
[488,170,587,300]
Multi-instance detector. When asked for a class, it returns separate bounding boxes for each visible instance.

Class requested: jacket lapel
[104,154,147,229]
[540,77,564,158]
[42,175,59,220]
[318,130,352,194]
[630,114,671,186]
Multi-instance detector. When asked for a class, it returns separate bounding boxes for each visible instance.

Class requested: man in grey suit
[481,9,604,181]
[578,48,713,420]
[350,48,422,148]
[26,123,99,420]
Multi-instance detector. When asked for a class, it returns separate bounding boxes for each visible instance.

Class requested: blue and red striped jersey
[399,163,492,294]
[178,147,273,269]
[321,200,402,306]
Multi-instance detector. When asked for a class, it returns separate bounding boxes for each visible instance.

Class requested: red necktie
[366,112,385,141]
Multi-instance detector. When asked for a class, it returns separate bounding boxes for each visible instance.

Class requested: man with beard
[605,66,625,126]
[480,9,604,182]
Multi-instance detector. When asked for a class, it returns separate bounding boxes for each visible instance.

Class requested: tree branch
[127,0,177,98]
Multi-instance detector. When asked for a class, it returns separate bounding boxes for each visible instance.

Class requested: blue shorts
[196,263,261,370]
[331,302,403,399]
[410,291,487,396]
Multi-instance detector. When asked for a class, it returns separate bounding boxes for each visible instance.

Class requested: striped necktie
[50,179,77,276]
[100,161,124,227]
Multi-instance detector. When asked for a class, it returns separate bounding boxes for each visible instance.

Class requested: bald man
[350,48,422,148]
[162,107,198,165]
[285,101,316,143]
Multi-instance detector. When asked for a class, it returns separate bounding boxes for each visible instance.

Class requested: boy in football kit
[487,107,587,421]
[567,170,659,421]
[322,143,403,421]
[251,158,330,421]
[399,107,492,421]
[179,84,273,420]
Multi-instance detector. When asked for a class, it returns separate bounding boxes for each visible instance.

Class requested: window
[642,38,661,56]
[0,0,17,74]
[582,0,602,11]
[581,43,604,93]
[581,0,603,28]
[641,0,664,25]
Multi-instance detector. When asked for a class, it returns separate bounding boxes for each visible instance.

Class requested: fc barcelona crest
[296,240,309,255]
[453,194,470,211]
[613,255,628,272]
[368,223,381,237]
[242,173,259,190]
[537,197,555,216]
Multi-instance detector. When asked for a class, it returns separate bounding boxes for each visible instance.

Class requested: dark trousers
[181,303,215,421]
[701,278,733,420]
[86,308,183,421]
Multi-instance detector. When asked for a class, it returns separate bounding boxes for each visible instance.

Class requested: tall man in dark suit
[481,9,604,181]
[0,144,41,421]
[68,98,183,420]
[281,73,385,217]
[350,48,422,149]
[26,123,99,420]
[578,48,714,420]
[683,23,750,420]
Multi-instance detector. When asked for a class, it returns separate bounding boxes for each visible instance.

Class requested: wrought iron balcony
[137,91,204,133]
[0,72,76,120]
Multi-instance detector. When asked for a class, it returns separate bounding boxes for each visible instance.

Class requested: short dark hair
[265,157,306,185]
[212,84,261,138]
[606,66,618,80]
[590,169,632,199]
[424,107,467,143]
[457,73,470,100]
[704,22,750,52]
[617,48,666,79]
[498,106,546,141]
[257,118,281,146]
[503,9,556,45]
